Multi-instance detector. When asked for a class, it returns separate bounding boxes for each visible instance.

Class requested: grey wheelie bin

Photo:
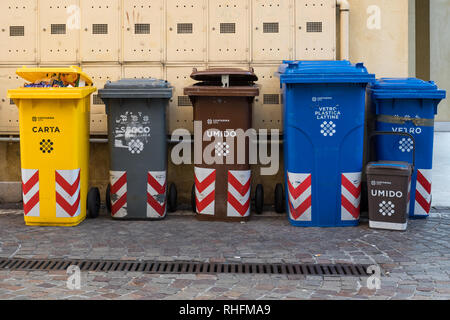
[98,79,176,219]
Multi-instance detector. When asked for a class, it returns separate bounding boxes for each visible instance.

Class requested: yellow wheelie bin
[7,66,100,226]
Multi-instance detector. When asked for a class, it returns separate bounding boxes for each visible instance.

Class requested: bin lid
[16,66,93,86]
[368,78,446,99]
[366,161,413,176]
[277,60,375,84]
[184,68,259,97]
[98,79,173,99]
[190,68,258,82]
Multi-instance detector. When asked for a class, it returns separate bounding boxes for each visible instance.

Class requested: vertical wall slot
[92,24,108,35]
[9,26,25,36]
[51,24,66,35]
[135,24,150,34]
[177,23,193,34]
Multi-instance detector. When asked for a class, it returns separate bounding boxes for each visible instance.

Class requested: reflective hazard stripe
[227,170,251,217]
[341,172,362,221]
[147,171,167,218]
[110,171,127,218]
[55,169,81,218]
[195,167,216,215]
[22,169,40,217]
[414,169,432,217]
[287,172,312,221]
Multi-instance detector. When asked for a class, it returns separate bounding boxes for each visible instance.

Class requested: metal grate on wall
[9,26,24,37]
[92,24,108,35]
[51,24,66,35]
[263,94,280,105]
[178,96,192,107]
[177,23,193,34]
[92,95,104,105]
[263,23,279,33]
[220,23,236,34]
[306,22,323,33]
[135,23,150,34]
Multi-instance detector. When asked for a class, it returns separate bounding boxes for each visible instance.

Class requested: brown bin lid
[190,68,258,82]
[366,161,413,176]
[184,68,259,97]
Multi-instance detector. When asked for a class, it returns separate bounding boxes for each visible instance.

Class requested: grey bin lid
[98,78,173,99]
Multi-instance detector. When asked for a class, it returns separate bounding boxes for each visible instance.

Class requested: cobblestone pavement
[0,209,449,300]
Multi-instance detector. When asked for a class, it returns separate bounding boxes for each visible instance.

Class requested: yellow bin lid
[16,65,93,86]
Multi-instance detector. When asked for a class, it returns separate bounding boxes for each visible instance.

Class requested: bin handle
[369,131,416,169]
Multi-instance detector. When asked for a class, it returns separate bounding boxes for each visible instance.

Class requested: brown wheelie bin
[184,68,261,222]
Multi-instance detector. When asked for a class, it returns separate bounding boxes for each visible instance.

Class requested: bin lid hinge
[221,75,230,88]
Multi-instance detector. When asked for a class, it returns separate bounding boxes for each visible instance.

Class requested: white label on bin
[399,137,414,153]
[227,170,251,218]
[287,172,312,222]
[341,172,362,221]
[55,169,81,218]
[113,111,151,154]
[414,169,432,217]
[194,167,216,216]
[147,171,167,218]
[378,201,396,217]
[22,169,40,217]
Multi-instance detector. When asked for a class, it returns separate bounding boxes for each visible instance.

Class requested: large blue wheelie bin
[278,60,375,227]
[368,78,446,219]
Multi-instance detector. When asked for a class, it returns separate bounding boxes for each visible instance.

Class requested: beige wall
[431,0,450,122]
[348,0,410,77]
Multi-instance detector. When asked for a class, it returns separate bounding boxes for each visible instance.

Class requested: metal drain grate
[0,258,372,277]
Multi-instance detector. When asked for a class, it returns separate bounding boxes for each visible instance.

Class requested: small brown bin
[184,68,260,222]
[367,161,413,231]
[366,132,415,231]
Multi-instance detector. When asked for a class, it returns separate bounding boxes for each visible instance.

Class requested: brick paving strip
[0,209,449,300]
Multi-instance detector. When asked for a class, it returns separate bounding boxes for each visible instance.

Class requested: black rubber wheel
[191,183,196,213]
[167,183,178,213]
[87,187,100,219]
[255,184,264,215]
[274,183,285,214]
[105,183,111,213]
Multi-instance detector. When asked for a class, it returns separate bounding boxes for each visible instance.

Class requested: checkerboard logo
[320,121,337,137]
[215,142,230,157]
[379,201,395,217]
[40,139,54,154]
[128,139,144,154]
[399,138,414,153]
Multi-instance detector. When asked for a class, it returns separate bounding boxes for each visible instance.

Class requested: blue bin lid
[368,78,446,100]
[277,60,375,84]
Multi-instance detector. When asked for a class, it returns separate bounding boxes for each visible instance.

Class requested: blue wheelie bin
[277,60,375,227]
[368,78,446,219]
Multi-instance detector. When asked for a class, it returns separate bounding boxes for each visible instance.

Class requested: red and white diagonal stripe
[414,169,432,217]
[287,172,312,221]
[22,169,40,217]
[194,167,216,216]
[147,171,167,218]
[55,169,81,218]
[341,172,362,221]
[227,170,251,217]
[110,171,127,218]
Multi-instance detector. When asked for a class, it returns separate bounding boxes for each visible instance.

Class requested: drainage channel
[0,258,372,277]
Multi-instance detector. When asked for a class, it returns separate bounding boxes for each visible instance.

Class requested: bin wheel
[274,183,285,214]
[105,183,111,213]
[255,184,264,215]
[168,183,178,213]
[87,187,100,219]
[191,183,196,213]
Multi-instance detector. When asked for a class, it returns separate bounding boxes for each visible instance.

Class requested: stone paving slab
[0,209,449,300]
